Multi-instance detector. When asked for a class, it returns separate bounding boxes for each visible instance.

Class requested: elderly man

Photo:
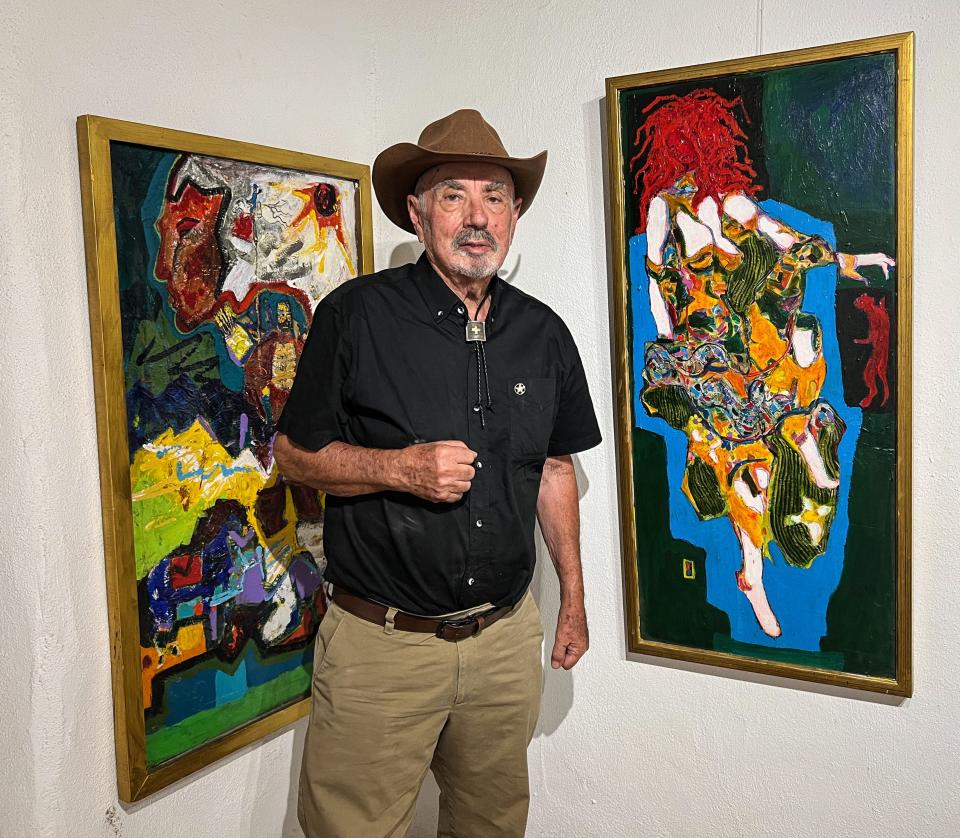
[274,109,601,838]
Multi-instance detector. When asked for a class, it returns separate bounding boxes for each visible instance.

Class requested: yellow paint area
[130,420,300,584]
[787,497,833,545]
[683,415,773,553]
[141,622,207,710]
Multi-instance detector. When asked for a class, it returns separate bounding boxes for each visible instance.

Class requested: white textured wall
[2,1,957,836]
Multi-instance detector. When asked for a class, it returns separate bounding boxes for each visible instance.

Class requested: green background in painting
[620,52,898,677]
[763,55,898,676]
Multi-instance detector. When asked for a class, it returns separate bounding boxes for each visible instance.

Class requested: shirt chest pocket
[508,376,557,457]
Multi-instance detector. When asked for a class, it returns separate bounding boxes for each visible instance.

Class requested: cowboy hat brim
[372,144,548,234]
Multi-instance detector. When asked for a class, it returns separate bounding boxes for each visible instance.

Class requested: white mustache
[452,228,497,251]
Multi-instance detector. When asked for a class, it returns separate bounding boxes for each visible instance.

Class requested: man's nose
[463,194,489,228]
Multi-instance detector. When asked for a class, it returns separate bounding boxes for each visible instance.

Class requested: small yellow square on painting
[682,559,696,580]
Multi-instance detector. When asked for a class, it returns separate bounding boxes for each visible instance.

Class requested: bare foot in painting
[795,422,840,491]
[736,528,782,638]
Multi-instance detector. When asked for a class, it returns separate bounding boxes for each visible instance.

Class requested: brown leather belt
[332,587,512,641]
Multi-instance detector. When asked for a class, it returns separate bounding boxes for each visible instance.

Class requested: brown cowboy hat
[373,108,548,234]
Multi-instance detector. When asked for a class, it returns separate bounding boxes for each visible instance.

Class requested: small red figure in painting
[853,292,891,408]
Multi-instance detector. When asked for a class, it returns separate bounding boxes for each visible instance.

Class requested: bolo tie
[464,289,493,428]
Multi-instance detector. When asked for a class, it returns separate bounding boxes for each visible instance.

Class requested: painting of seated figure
[606,34,912,695]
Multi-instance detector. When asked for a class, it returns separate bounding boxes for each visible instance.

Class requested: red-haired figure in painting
[632,89,893,637]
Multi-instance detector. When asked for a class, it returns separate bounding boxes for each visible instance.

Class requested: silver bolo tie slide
[466,320,486,342]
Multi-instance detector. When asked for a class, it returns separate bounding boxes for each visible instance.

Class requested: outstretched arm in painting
[723,194,895,282]
[836,252,896,284]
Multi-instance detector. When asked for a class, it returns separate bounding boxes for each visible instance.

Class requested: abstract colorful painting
[605,35,912,694]
[78,117,373,799]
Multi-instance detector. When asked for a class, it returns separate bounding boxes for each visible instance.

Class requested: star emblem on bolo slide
[514,383,526,395]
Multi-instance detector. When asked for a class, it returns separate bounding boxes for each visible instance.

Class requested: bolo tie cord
[474,340,493,428]
[466,289,494,429]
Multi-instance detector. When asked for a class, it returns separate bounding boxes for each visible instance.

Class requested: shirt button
[468,577,475,586]
[436,309,443,317]
[476,460,483,469]
[475,519,483,528]
[473,405,481,413]
[457,306,465,315]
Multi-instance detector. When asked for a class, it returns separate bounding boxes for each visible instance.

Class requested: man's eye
[442,193,462,202]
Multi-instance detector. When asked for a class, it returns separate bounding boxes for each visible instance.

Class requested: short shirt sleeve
[547,321,602,457]
[275,298,350,451]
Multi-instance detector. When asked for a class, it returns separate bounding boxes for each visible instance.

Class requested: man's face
[407,162,521,283]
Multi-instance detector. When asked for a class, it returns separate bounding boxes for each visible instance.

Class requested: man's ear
[506,197,522,247]
[407,194,425,243]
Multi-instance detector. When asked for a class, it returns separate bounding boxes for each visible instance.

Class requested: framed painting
[77,116,374,800]
[606,33,912,695]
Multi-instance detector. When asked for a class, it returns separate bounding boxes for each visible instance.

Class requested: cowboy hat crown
[373,109,548,234]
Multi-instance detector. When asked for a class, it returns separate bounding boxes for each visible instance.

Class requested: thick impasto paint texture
[112,144,358,765]
[621,53,898,676]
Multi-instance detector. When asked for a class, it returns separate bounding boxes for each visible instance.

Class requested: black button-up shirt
[277,254,601,615]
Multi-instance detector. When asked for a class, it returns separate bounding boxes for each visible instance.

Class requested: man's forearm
[274,436,404,496]
[274,435,478,502]
[536,455,584,601]
[537,454,589,669]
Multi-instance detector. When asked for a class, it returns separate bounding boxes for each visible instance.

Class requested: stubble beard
[450,227,502,280]
[417,193,508,281]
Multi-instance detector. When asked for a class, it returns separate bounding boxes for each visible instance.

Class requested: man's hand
[551,597,589,670]
[396,440,477,503]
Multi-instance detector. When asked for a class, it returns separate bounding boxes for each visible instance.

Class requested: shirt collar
[413,252,501,325]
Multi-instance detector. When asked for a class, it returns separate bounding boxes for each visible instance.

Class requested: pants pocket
[311,604,347,681]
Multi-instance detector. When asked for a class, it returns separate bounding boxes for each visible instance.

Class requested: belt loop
[383,607,398,635]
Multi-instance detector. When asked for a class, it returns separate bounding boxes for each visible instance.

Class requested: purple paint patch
[289,558,322,599]
[236,563,267,605]
[209,604,218,641]
[228,529,255,548]
[239,413,249,449]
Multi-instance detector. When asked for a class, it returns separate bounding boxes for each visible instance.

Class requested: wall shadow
[389,241,423,269]
[532,454,590,739]
[280,722,307,837]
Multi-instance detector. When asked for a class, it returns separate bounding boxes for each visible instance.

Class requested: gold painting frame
[606,34,913,695]
[78,115,374,800]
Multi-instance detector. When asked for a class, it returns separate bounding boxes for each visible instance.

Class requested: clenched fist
[395,440,477,503]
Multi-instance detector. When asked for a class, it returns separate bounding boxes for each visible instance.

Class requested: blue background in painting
[629,200,862,651]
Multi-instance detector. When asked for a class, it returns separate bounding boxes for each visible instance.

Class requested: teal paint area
[714,634,844,670]
[146,640,312,730]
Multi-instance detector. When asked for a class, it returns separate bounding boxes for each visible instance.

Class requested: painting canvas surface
[110,141,359,766]
[612,44,909,687]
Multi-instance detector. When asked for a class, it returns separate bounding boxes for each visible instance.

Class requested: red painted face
[156,182,225,331]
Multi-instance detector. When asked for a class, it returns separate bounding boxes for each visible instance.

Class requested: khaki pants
[298,591,544,838]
